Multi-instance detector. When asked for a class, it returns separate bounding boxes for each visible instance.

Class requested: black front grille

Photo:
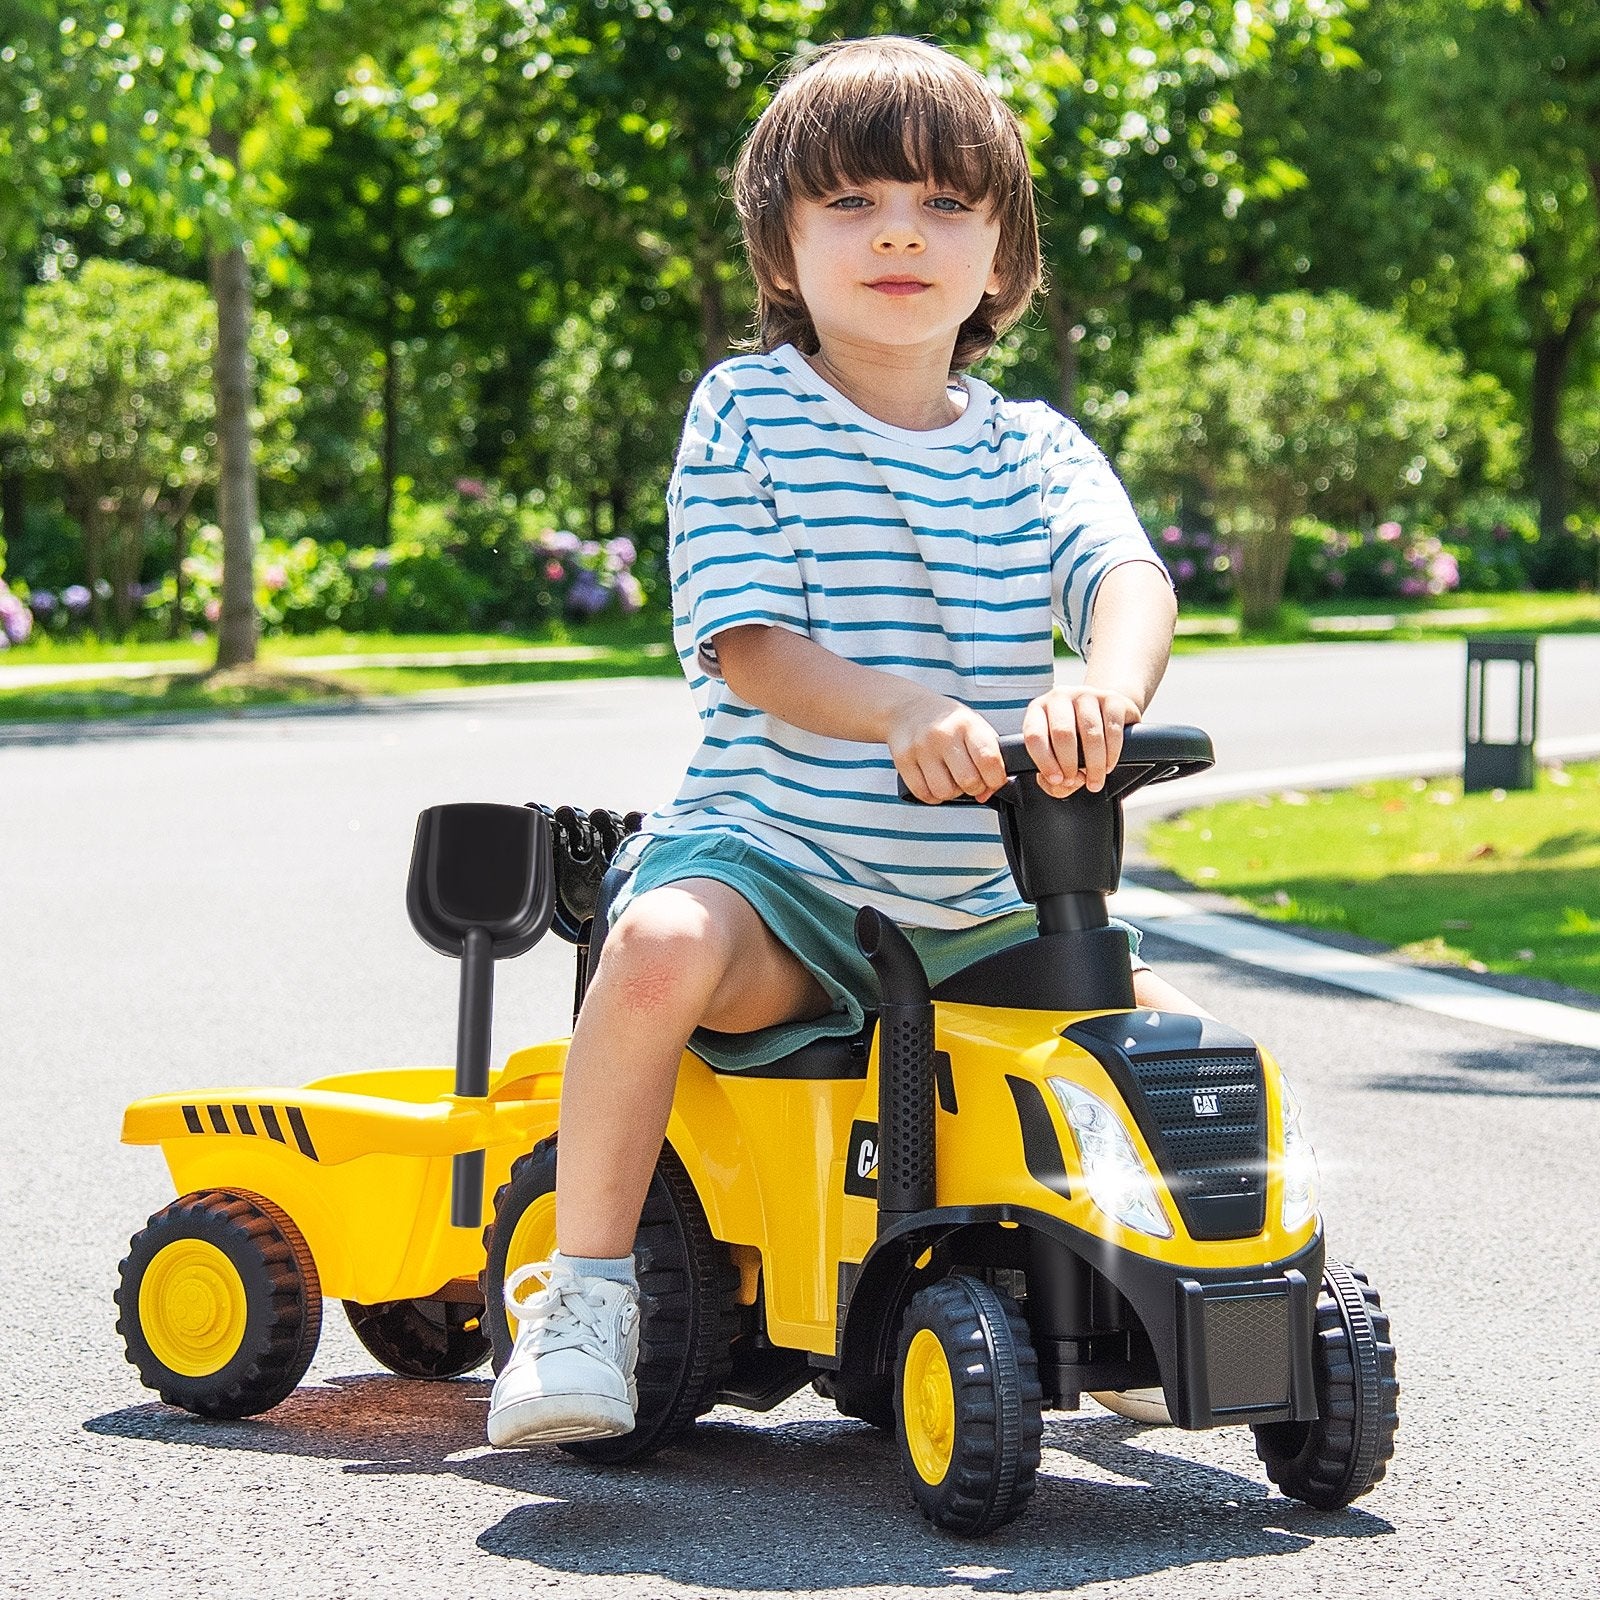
[1062,1015,1269,1240]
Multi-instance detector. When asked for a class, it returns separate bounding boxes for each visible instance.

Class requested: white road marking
[1111,882,1600,1052]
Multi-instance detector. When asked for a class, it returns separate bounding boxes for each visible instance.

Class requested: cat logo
[1192,1092,1221,1117]
[843,1119,879,1198]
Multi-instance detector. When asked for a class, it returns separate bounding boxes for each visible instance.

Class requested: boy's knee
[597,890,734,1016]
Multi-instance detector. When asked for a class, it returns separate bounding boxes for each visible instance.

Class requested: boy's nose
[873,227,924,254]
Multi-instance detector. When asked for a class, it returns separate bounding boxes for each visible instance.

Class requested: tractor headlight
[1048,1080,1173,1239]
[1278,1077,1320,1232]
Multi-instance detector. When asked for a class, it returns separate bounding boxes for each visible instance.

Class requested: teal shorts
[612,832,1145,1072]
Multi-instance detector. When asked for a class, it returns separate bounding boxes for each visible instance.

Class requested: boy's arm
[1024,560,1177,798]
[714,625,1007,806]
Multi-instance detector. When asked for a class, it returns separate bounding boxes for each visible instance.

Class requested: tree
[989,0,1356,413]
[17,259,300,634]
[1400,0,1600,542]
[1120,292,1516,626]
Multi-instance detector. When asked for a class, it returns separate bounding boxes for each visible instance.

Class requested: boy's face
[779,178,1003,359]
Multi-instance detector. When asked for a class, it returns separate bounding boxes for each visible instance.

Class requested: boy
[487,35,1194,1450]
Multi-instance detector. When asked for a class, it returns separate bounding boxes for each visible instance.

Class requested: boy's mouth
[866,276,930,296]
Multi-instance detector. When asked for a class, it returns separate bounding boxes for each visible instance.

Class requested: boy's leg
[1132,965,1215,1019]
[489,877,828,1448]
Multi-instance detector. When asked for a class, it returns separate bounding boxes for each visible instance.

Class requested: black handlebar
[897,722,1214,804]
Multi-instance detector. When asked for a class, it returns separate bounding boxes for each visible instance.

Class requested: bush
[1285,520,1461,602]
[125,483,647,639]
[1122,292,1518,626]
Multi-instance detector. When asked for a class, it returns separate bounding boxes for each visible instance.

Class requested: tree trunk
[380,334,399,544]
[1041,281,1082,417]
[209,236,261,667]
[0,442,24,557]
[1529,329,1572,544]
[208,124,260,669]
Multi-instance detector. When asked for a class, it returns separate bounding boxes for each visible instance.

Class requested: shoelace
[503,1262,622,1357]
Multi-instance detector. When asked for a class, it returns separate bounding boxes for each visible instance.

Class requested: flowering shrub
[1152,524,1237,605]
[59,483,649,639]
[1156,518,1464,607]
[0,578,33,648]
[1286,519,1461,603]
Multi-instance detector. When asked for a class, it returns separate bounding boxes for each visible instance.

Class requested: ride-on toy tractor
[116,724,1398,1535]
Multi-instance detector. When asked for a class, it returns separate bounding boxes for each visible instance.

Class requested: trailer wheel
[481,1136,738,1463]
[116,1189,322,1419]
[344,1297,491,1378]
[895,1276,1043,1535]
[1253,1261,1399,1509]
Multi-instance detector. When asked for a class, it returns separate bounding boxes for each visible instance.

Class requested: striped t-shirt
[631,343,1166,929]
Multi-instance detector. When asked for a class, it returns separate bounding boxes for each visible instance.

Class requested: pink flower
[1429,552,1459,588]
[1161,525,1183,545]
[1399,577,1426,597]
[545,560,564,582]
[455,478,488,501]
[1377,521,1403,543]
[1174,558,1196,581]
[204,598,222,622]
[264,564,287,592]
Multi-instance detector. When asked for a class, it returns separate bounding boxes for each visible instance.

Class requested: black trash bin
[1463,635,1537,793]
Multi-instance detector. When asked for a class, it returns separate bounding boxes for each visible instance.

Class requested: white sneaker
[487,1261,640,1447]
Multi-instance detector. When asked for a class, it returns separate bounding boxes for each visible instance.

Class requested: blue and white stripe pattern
[634,342,1166,928]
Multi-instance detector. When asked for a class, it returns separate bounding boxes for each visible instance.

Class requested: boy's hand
[886,692,1007,805]
[1023,686,1144,798]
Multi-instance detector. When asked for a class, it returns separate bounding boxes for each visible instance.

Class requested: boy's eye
[827,194,871,210]
[927,195,973,214]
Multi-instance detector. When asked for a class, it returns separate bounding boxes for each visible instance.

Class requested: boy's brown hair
[732,36,1041,373]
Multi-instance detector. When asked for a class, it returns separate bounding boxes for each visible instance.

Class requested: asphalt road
[4,638,1600,1599]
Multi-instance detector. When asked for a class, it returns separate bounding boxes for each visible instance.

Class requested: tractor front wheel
[116,1189,322,1419]
[1253,1261,1399,1509]
[894,1276,1043,1535]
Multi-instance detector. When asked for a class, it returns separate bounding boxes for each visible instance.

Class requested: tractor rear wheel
[116,1189,322,1419]
[894,1276,1043,1535]
[1253,1261,1399,1509]
[344,1296,491,1378]
[482,1136,739,1463]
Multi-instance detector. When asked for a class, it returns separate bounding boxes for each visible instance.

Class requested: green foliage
[1121,291,1518,624]
[16,259,301,632]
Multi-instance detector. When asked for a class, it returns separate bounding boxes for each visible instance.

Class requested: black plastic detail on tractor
[923,726,1214,1013]
[538,807,644,1021]
[407,802,557,1228]
[827,1203,1321,1431]
[182,1105,203,1135]
[1006,1076,1071,1200]
[260,1106,286,1145]
[1062,1010,1268,1241]
[285,1106,318,1162]
[855,906,936,1230]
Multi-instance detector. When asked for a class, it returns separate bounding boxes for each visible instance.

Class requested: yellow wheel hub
[502,1191,558,1343]
[139,1240,249,1378]
[904,1327,956,1485]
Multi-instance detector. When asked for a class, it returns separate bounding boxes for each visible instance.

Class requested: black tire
[1253,1261,1399,1509]
[482,1136,739,1464]
[818,1371,895,1432]
[343,1297,491,1378]
[116,1188,322,1419]
[894,1276,1043,1536]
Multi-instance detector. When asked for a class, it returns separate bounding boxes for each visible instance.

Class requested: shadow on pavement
[1364,1042,1600,1100]
[85,1378,1389,1591]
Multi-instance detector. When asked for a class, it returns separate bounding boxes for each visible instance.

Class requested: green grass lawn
[0,613,670,666]
[1145,765,1600,997]
[0,643,680,722]
[1169,590,1600,649]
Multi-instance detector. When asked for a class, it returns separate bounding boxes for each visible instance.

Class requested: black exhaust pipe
[855,907,936,1228]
